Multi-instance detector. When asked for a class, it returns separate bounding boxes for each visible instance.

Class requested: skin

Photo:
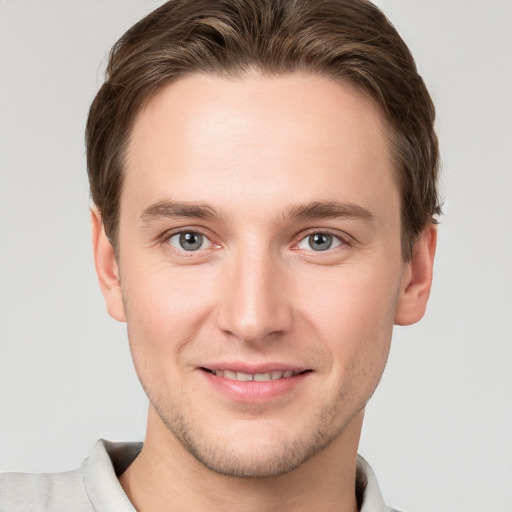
[92,72,436,512]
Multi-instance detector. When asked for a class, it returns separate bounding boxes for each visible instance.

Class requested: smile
[203,369,301,382]
[199,366,312,403]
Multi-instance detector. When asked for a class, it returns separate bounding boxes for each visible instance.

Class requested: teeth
[236,371,253,382]
[253,372,271,381]
[211,369,299,382]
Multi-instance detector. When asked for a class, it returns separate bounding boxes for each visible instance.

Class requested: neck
[119,407,363,512]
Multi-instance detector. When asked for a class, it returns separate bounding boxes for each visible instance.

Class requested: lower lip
[201,370,310,403]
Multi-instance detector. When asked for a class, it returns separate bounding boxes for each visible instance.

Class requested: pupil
[179,232,202,251]
[310,233,332,251]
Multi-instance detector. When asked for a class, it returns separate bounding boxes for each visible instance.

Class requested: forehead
[123,72,397,223]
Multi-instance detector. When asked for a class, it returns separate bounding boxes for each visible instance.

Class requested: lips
[199,364,311,402]
[201,368,301,381]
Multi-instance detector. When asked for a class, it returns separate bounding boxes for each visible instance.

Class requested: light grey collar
[83,439,395,512]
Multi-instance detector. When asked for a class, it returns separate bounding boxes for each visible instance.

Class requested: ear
[91,208,126,322]
[395,225,437,326]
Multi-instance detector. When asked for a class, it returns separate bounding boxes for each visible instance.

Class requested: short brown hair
[86,0,441,260]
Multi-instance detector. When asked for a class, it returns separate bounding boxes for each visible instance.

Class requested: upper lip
[198,362,310,374]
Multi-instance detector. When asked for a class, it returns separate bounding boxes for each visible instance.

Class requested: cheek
[120,262,218,371]
[297,264,400,369]
[124,259,216,323]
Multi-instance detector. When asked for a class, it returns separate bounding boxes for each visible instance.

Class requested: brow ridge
[140,200,218,223]
[139,199,373,225]
[286,201,373,221]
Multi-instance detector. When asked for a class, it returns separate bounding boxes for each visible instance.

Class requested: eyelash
[159,227,351,255]
[293,229,350,252]
[160,228,218,255]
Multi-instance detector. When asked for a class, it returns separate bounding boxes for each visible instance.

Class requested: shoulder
[0,468,93,512]
[0,440,141,512]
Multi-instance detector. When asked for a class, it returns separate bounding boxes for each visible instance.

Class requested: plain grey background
[1,1,511,511]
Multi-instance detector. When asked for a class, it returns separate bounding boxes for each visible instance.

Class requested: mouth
[198,363,313,402]
[200,368,310,382]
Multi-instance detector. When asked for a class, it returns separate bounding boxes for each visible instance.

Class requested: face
[94,72,434,478]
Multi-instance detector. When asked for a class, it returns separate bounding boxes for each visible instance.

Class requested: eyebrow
[139,199,373,224]
[286,201,374,222]
[139,200,218,223]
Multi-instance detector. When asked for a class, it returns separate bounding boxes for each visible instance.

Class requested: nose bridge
[217,241,291,343]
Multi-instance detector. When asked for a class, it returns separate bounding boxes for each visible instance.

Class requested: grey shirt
[0,439,400,511]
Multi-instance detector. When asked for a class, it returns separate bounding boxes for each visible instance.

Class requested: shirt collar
[356,454,391,512]
[82,439,139,512]
[82,439,391,512]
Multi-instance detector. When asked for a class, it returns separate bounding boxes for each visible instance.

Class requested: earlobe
[90,208,126,322]
[395,225,437,326]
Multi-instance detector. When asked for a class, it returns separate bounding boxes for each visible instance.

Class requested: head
[88,0,439,479]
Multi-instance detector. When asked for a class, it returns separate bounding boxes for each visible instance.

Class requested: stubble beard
[148,385,367,479]
[125,291,397,480]
[131,335,392,480]
[144,329,394,479]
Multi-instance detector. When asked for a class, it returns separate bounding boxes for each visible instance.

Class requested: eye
[167,231,211,251]
[297,232,343,252]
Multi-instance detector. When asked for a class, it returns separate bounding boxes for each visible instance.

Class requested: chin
[179,430,330,479]
[156,403,350,479]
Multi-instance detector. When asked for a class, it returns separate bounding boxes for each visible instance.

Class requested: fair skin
[92,73,436,512]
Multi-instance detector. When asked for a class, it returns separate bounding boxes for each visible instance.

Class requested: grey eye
[308,233,333,251]
[297,232,342,252]
[168,232,207,251]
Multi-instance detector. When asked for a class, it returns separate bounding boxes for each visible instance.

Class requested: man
[0,0,439,510]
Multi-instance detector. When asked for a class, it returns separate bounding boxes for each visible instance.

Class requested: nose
[216,247,293,345]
